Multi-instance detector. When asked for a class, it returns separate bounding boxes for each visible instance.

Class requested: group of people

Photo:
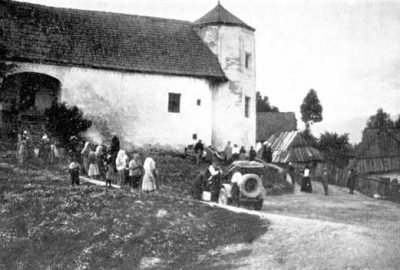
[68,135,158,192]
[16,130,59,165]
[223,141,258,163]
[300,163,358,196]
[192,140,270,166]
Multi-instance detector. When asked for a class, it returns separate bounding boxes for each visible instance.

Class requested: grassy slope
[0,155,268,270]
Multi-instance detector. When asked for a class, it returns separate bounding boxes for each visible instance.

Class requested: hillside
[0,157,267,270]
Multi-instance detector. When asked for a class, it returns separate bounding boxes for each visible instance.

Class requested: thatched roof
[265,131,323,163]
[194,2,255,31]
[0,0,226,81]
[256,112,297,142]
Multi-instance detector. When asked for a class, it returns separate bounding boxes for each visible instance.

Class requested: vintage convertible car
[217,160,266,210]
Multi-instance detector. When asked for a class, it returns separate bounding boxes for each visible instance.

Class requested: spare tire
[238,174,263,198]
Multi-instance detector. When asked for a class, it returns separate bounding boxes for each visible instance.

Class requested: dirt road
[193,181,400,270]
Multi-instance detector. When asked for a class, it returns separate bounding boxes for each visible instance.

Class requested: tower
[195,3,256,150]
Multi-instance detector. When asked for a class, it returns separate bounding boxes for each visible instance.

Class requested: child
[104,154,115,187]
[69,158,81,186]
[129,153,143,190]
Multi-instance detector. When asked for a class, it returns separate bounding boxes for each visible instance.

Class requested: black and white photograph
[0,0,399,269]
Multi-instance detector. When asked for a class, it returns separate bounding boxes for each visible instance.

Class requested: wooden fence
[314,166,400,203]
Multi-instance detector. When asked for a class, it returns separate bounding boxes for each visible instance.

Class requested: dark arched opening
[0,72,61,140]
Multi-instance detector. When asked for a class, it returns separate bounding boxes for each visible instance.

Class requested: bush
[44,102,92,145]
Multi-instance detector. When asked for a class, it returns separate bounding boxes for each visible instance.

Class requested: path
[195,181,400,270]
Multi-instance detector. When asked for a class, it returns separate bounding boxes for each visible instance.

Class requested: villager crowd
[71,135,158,192]
[14,131,358,196]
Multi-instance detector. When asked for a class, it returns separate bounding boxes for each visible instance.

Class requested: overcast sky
[17,0,400,143]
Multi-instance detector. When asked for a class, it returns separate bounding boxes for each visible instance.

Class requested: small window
[197,99,201,106]
[245,53,252,69]
[245,96,250,118]
[192,134,197,140]
[168,93,181,113]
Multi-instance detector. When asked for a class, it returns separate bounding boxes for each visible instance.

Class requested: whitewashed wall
[14,62,213,149]
[197,25,256,150]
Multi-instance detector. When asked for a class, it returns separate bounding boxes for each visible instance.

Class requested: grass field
[0,156,268,270]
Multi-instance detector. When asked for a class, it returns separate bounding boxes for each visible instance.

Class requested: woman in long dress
[80,142,90,175]
[142,157,157,192]
[88,150,100,179]
[115,149,128,186]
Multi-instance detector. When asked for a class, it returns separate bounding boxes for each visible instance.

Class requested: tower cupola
[195,2,255,31]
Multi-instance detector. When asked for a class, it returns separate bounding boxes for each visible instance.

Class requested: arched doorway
[0,72,61,141]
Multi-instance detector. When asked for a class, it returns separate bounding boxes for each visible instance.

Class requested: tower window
[245,96,250,118]
[197,99,201,106]
[168,93,181,113]
[245,53,252,69]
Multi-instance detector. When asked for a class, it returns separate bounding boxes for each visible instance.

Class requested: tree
[44,102,92,145]
[365,108,394,131]
[300,128,318,148]
[300,89,323,131]
[318,132,353,168]
[256,91,279,113]
[395,115,400,130]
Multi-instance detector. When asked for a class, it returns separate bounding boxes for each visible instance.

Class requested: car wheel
[239,174,263,198]
[254,199,263,211]
[218,188,229,205]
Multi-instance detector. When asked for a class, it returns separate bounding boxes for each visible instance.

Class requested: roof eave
[196,22,255,32]
[5,57,228,83]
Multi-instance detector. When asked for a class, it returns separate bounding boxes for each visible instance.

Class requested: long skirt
[142,171,157,192]
[88,163,100,177]
[117,169,125,186]
[82,157,89,175]
[301,176,312,193]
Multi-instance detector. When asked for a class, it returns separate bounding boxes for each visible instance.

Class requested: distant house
[256,112,297,142]
[264,131,323,164]
[354,129,400,177]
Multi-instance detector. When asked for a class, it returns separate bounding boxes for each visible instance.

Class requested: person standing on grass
[104,154,115,187]
[69,157,80,186]
[224,141,233,164]
[81,142,90,175]
[95,145,105,181]
[18,136,28,165]
[239,146,246,160]
[142,156,158,192]
[129,153,143,190]
[206,159,222,202]
[249,146,257,161]
[110,134,120,172]
[232,144,240,161]
[194,140,204,165]
[261,142,272,163]
[116,149,128,186]
[347,168,357,194]
[301,165,312,193]
[88,148,100,179]
[321,164,330,196]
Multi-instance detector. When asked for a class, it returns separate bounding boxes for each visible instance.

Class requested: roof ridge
[12,0,192,25]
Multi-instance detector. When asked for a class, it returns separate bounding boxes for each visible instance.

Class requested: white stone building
[0,1,256,150]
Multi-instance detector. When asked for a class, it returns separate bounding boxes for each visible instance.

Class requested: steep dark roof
[0,0,226,81]
[256,112,297,142]
[194,3,255,31]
